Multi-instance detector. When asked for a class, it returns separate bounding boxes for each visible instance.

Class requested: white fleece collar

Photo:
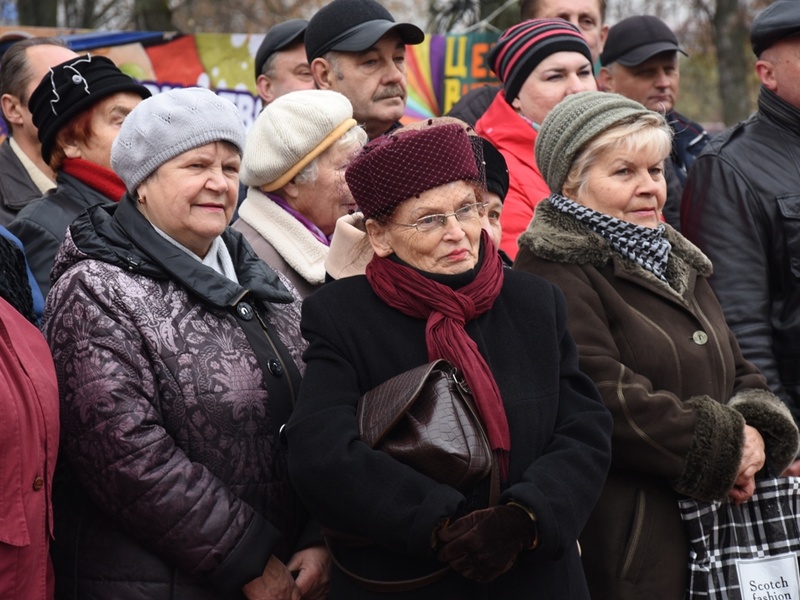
[238,188,328,285]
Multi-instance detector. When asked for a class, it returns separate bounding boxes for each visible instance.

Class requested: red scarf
[61,157,127,201]
[365,231,510,478]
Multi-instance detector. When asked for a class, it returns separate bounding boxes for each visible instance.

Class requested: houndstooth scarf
[549,193,672,282]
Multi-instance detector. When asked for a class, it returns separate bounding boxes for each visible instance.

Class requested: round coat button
[32,477,44,491]
[692,331,709,345]
[236,302,253,320]
[268,358,283,377]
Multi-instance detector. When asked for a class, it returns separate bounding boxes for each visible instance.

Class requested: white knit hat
[240,89,357,191]
[111,87,246,193]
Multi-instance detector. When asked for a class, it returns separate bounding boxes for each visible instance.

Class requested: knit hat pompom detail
[535,91,653,194]
[111,87,245,194]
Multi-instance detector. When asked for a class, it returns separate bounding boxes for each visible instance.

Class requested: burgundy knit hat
[489,18,592,104]
[346,122,479,221]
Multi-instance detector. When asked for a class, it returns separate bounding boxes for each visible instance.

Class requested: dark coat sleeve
[681,152,788,415]
[8,209,61,299]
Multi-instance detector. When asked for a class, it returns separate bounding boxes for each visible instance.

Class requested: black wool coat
[286,267,613,600]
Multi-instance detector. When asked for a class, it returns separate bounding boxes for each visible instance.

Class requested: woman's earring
[137,196,146,205]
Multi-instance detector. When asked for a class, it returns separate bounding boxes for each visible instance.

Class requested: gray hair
[295,123,367,184]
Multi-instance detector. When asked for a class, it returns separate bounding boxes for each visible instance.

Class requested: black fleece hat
[600,15,686,67]
[254,19,308,79]
[751,0,800,57]
[305,0,424,62]
[29,54,151,162]
[479,137,509,202]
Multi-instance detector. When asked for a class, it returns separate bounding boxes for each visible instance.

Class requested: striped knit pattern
[488,18,593,103]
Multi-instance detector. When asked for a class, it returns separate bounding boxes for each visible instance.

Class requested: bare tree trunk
[18,0,58,26]
[713,0,752,124]
[134,0,175,31]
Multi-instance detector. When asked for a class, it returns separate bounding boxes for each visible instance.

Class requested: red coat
[0,297,59,599]
[476,91,551,259]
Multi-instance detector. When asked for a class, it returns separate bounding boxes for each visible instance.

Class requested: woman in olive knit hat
[514,90,799,600]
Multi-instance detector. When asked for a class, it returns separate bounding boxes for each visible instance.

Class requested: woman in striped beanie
[475,18,596,260]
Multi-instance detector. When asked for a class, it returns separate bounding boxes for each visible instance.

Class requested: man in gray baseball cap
[305,0,424,139]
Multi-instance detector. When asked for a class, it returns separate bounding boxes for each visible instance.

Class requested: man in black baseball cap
[306,0,424,139]
[597,15,708,225]
[254,19,314,107]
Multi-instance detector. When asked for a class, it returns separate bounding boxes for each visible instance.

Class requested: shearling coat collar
[518,198,713,302]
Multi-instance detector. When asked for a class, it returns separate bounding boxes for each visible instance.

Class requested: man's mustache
[373,85,405,101]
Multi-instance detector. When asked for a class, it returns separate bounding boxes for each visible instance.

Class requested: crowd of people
[2,0,800,599]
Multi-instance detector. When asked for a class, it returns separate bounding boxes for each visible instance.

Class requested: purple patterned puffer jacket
[41,198,313,600]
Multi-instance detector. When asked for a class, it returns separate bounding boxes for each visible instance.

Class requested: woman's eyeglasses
[391,202,487,233]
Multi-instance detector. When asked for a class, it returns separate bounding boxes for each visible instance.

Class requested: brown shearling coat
[514,199,799,600]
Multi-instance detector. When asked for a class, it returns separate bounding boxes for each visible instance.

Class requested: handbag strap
[325,537,450,593]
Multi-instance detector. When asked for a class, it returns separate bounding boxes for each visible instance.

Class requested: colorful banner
[0,26,501,136]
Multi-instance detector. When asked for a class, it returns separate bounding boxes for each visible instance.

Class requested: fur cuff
[675,396,744,501]
[729,388,800,474]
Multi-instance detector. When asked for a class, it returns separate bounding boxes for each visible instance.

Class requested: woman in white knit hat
[233,89,367,297]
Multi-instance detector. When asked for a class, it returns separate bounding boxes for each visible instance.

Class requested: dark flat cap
[255,19,308,79]
[751,0,800,56]
[305,0,424,62]
[601,15,686,67]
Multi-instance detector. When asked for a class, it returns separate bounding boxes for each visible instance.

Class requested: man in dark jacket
[0,37,77,225]
[597,15,709,231]
[681,0,800,473]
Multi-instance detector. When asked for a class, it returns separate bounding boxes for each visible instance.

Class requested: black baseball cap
[254,19,308,79]
[751,0,800,57]
[600,15,687,67]
[305,0,424,62]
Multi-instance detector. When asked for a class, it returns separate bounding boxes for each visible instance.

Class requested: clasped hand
[729,424,766,505]
[435,504,537,584]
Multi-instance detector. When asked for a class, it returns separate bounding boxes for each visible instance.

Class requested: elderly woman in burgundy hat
[286,121,612,599]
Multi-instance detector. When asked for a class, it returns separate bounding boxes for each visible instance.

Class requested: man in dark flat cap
[597,15,708,230]
[305,0,424,139]
[254,19,314,107]
[681,0,800,476]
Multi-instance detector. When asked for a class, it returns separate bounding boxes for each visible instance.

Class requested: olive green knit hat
[535,91,653,194]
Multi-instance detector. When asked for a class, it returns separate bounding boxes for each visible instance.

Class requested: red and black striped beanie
[489,18,592,104]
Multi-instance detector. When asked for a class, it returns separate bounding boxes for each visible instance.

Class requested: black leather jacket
[682,86,800,424]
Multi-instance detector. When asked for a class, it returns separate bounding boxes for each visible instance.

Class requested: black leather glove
[435,504,537,583]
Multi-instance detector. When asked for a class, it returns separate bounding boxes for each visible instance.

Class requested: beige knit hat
[240,89,357,191]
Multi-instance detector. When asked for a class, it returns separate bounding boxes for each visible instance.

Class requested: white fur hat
[240,89,357,191]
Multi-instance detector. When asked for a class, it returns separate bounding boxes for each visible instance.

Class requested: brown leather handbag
[327,360,496,592]
[357,359,494,494]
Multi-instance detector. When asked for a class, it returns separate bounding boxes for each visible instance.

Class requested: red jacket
[0,297,59,599]
[476,91,551,259]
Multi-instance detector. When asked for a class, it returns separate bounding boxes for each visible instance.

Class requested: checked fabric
[679,477,800,599]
